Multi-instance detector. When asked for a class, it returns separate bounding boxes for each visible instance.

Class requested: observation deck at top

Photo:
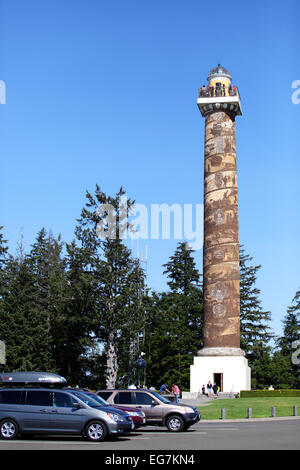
[197,64,242,117]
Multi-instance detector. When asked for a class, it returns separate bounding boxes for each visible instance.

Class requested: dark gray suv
[0,386,133,441]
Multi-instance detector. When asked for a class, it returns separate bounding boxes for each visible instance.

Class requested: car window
[0,390,25,404]
[114,392,133,404]
[53,392,76,408]
[150,391,171,403]
[136,393,154,405]
[97,392,112,401]
[26,390,52,406]
[68,391,101,408]
[86,392,108,406]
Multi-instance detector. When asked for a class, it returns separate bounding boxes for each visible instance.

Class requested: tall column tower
[188,65,251,395]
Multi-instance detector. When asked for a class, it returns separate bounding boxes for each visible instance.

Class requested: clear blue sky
[1,0,299,339]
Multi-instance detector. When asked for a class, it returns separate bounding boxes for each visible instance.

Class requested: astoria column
[188,65,251,395]
[199,65,243,355]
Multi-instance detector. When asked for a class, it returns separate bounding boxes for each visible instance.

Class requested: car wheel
[166,415,185,432]
[0,419,19,440]
[85,421,107,442]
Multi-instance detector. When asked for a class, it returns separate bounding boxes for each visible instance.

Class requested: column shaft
[202,111,241,351]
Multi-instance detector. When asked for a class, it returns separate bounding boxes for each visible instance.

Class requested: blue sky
[1,0,299,339]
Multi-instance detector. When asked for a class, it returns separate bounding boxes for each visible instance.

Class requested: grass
[197,397,300,420]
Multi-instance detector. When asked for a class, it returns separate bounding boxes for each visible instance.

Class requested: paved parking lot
[0,418,299,451]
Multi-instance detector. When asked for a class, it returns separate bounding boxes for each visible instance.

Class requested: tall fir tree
[0,229,64,371]
[74,185,146,388]
[0,227,9,316]
[239,245,273,388]
[277,288,300,354]
[51,239,98,385]
[28,228,65,371]
[272,288,300,388]
[0,227,9,295]
[1,252,40,370]
[0,227,9,367]
[144,242,203,389]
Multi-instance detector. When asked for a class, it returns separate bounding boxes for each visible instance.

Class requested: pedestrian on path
[159,384,171,394]
[171,384,180,403]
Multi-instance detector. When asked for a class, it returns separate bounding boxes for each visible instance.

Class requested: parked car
[65,388,146,429]
[97,388,200,432]
[0,372,133,441]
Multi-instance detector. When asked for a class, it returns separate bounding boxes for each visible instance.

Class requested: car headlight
[107,412,123,422]
[128,411,144,417]
[184,407,196,413]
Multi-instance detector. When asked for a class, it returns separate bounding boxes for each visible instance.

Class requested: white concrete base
[189,354,251,395]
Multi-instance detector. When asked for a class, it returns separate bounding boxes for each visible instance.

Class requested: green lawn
[198,397,300,420]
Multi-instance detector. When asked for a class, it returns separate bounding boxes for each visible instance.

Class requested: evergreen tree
[0,253,40,370]
[163,242,201,295]
[28,228,65,371]
[0,228,70,372]
[0,229,64,371]
[239,246,273,388]
[0,227,9,367]
[272,288,300,388]
[51,240,97,385]
[0,227,9,318]
[74,185,146,388]
[145,242,203,389]
[277,289,300,354]
[0,227,9,296]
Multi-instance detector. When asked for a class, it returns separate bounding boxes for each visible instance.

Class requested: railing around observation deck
[198,84,240,99]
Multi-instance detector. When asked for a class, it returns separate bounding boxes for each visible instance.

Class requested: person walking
[207,381,212,396]
[212,383,218,398]
[171,384,180,403]
[159,384,171,395]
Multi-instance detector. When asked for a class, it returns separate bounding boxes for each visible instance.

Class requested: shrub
[240,390,300,398]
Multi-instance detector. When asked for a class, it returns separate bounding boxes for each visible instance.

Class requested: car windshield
[69,391,105,408]
[85,392,109,406]
[150,391,172,404]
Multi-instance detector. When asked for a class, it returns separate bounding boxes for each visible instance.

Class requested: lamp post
[136,352,146,387]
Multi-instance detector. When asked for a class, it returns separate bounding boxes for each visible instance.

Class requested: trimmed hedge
[240,389,300,398]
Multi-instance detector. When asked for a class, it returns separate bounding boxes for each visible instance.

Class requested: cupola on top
[207,64,232,83]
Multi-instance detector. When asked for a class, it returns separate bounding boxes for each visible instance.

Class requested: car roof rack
[0,371,67,387]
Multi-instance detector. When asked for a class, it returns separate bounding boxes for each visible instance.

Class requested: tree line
[0,186,299,390]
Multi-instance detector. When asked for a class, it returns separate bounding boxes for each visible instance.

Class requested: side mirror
[73,402,83,409]
[151,400,158,406]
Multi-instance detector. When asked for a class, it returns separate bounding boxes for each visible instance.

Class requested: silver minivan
[0,372,133,441]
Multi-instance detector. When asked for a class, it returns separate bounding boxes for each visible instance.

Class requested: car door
[23,390,53,432]
[50,391,84,433]
[113,391,134,407]
[0,390,26,429]
[134,392,163,423]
